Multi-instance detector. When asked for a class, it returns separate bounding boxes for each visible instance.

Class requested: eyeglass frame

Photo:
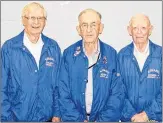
[23,16,47,22]
[80,22,101,30]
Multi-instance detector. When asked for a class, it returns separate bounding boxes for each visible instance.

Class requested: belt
[46,118,52,122]
[87,113,90,116]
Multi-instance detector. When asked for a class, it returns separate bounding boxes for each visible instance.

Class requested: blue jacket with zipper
[59,39,124,122]
[1,31,61,121]
[118,40,162,122]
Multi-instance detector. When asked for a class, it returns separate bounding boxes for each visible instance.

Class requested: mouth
[136,37,144,39]
[32,26,40,29]
[86,35,93,37]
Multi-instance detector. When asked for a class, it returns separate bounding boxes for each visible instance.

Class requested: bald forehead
[78,9,101,22]
[22,2,46,17]
[129,14,151,27]
[28,5,44,13]
[28,3,42,9]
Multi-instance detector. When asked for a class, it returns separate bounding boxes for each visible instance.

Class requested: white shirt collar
[23,32,43,46]
[134,40,149,55]
[82,39,100,56]
[133,40,150,72]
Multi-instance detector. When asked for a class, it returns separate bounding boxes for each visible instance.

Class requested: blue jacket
[118,41,162,122]
[58,40,124,122]
[1,31,61,121]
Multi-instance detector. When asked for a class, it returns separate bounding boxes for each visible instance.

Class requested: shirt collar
[82,39,100,56]
[23,32,44,46]
[134,40,149,55]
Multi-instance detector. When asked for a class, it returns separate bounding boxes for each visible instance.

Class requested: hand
[131,113,138,122]
[84,120,88,122]
[131,114,143,122]
[52,117,60,122]
[131,111,148,122]
[140,111,149,121]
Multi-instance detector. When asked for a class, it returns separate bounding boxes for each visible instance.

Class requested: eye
[38,17,43,21]
[31,16,36,20]
[91,24,96,27]
[82,24,87,27]
[132,27,137,31]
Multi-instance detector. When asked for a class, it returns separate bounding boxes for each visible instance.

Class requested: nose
[86,25,92,32]
[137,27,142,34]
[33,18,39,24]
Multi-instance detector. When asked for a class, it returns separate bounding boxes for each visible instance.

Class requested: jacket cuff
[144,108,156,120]
[53,111,61,118]
[121,110,137,122]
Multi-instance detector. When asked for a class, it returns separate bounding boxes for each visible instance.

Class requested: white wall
[1,1,162,52]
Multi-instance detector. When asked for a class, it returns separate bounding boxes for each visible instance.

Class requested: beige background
[1,1,162,52]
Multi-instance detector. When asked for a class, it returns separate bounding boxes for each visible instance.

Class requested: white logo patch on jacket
[100,69,109,78]
[45,57,54,67]
[147,68,160,79]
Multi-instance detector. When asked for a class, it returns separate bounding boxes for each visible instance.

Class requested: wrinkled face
[77,11,103,43]
[22,5,46,36]
[128,15,153,44]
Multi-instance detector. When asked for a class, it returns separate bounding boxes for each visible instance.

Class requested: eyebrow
[81,22,97,24]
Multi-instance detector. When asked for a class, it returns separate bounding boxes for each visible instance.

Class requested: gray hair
[78,8,102,21]
[22,2,47,18]
[129,13,151,27]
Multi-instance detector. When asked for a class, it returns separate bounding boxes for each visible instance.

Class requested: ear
[76,25,81,36]
[149,25,153,36]
[22,16,26,26]
[127,26,132,36]
[99,23,104,34]
[44,19,47,26]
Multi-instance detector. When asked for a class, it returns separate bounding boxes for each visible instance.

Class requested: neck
[25,31,40,44]
[135,41,148,53]
[84,40,98,56]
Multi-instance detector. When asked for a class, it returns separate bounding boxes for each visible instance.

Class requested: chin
[84,38,95,42]
[137,40,147,44]
[31,29,42,34]
[85,40,95,43]
[30,32,41,36]
[134,38,145,43]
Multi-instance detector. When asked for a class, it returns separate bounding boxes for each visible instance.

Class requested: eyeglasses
[80,23,100,30]
[24,16,46,22]
[132,27,148,33]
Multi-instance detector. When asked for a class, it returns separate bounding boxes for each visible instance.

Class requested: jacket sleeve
[97,55,125,122]
[1,47,14,121]
[144,67,162,121]
[52,45,62,117]
[58,51,84,122]
[121,89,137,121]
[117,54,137,122]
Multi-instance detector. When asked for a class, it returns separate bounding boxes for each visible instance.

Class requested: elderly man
[118,14,162,122]
[1,2,61,122]
[58,8,124,122]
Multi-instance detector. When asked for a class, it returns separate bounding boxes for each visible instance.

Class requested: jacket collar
[12,30,53,49]
[127,40,158,58]
[73,39,104,57]
[73,39,108,65]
